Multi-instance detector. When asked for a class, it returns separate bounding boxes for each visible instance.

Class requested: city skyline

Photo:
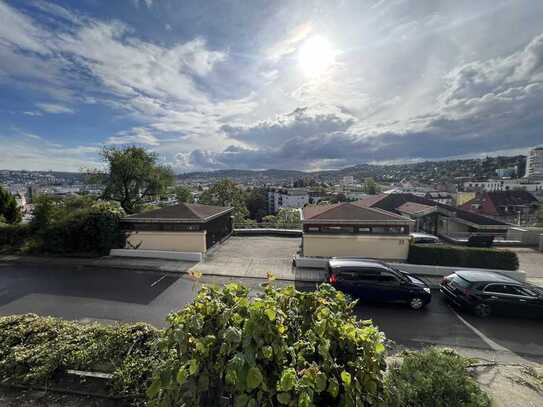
[1,0,543,173]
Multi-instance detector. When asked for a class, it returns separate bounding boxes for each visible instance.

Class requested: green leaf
[225,367,238,386]
[234,394,249,407]
[278,368,297,392]
[277,392,291,405]
[176,367,187,385]
[264,308,276,321]
[146,379,161,398]
[375,342,385,354]
[315,372,327,393]
[341,371,352,386]
[298,391,312,407]
[328,377,339,398]
[262,345,273,359]
[188,358,199,375]
[224,326,242,344]
[247,367,263,390]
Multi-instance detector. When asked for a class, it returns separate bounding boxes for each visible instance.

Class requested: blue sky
[1,0,542,173]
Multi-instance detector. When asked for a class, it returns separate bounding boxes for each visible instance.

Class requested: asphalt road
[1,263,542,363]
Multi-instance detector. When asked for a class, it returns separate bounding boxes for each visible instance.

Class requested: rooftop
[302,202,413,224]
[123,203,233,223]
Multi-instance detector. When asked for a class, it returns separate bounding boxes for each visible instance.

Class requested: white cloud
[36,103,75,114]
[106,127,160,146]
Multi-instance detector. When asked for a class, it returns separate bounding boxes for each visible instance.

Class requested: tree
[199,179,249,222]
[0,187,21,224]
[175,185,193,203]
[90,146,174,214]
[245,189,267,221]
[364,178,380,195]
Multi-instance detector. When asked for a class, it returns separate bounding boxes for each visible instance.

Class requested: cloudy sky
[1,0,542,173]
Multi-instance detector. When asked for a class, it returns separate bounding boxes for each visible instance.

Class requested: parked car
[410,232,440,244]
[327,258,432,310]
[440,270,543,318]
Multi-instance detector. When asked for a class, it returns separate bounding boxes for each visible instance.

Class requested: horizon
[1,1,543,173]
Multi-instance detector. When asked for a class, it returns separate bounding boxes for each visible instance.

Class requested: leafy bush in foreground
[408,244,519,270]
[0,314,160,398]
[148,283,386,407]
[384,348,491,407]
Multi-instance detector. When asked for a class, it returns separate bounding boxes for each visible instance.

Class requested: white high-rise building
[525,147,543,178]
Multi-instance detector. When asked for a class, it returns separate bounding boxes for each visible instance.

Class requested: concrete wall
[126,231,207,253]
[506,227,543,246]
[302,234,410,260]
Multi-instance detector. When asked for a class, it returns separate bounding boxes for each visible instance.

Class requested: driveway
[501,247,543,286]
[190,236,301,280]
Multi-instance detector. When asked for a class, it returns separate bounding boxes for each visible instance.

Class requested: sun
[298,35,336,77]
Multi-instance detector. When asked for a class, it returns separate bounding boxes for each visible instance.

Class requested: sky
[0,0,542,173]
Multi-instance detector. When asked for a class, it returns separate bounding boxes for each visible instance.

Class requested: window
[306,226,320,232]
[484,284,527,296]
[321,225,354,234]
[376,272,400,284]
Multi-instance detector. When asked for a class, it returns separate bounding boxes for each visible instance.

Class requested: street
[1,263,542,363]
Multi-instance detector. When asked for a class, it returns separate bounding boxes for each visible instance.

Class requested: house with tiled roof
[459,190,539,225]
[301,202,414,260]
[121,203,233,254]
[356,193,510,240]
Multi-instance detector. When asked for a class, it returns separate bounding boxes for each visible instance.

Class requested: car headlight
[423,287,431,294]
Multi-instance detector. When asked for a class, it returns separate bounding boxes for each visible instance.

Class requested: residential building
[496,166,517,178]
[356,193,510,240]
[525,147,543,178]
[301,202,414,260]
[267,188,311,213]
[341,176,355,186]
[121,203,233,254]
[463,178,543,193]
[459,191,540,225]
[424,191,454,206]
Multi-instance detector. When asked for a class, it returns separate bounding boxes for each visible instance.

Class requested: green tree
[175,185,193,203]
[199,179,249,222]
[0,187,21,224]
[90,146,174,214]
[364,178,380,195]
[245,188,267,221]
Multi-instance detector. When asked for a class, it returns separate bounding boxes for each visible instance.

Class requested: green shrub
[147,283,386,406]
[408,244,519,270]
[0,314,160,398]
[0,223,32,247]
[37,202,126,255]
[384,348,491,407]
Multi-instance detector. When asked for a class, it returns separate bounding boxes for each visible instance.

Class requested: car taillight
[328,273,337,285]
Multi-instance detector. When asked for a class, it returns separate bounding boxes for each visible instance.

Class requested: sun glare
[298,35,336,77]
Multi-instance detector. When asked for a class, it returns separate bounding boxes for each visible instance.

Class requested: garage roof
[123,203,233,223]
[302,202,414,224]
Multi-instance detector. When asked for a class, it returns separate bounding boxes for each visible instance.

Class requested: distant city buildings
[463,178,543,193]
[525,147,543,178]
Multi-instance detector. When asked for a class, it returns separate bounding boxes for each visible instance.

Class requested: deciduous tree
[0,187,21,224]
[199,179,248,222]
[90,146,174,214]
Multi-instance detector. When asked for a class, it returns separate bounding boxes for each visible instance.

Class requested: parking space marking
[452,308,509,352]
[150,274,167,287]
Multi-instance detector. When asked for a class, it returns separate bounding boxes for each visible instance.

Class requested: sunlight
[297,35,336,77]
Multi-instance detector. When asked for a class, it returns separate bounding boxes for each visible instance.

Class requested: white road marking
[452,309,509,352]
[151,274,167,287]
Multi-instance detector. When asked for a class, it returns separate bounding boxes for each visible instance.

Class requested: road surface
[0,263,542,363]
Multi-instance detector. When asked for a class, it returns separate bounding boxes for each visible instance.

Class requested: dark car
[440,270,543,318]
[327,258,432,310]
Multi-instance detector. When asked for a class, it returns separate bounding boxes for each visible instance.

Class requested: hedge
[37,208,125,255]
[408,244,519,271]
[0,314,160,400]
[0,223,32,247]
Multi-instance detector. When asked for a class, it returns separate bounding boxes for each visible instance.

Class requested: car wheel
[409,297,425,310]
[473,303,492,318]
